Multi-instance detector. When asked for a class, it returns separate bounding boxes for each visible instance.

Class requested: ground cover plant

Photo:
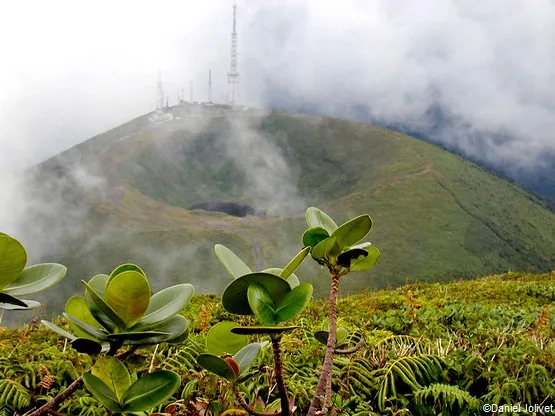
[0,208,553,415]
[0,232,66,321]
[0,272,554,414]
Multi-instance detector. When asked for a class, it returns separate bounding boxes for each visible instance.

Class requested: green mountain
[21,106,555,310]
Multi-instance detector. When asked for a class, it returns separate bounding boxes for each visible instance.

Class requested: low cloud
[226,117,305,215]
[2,0,553,174]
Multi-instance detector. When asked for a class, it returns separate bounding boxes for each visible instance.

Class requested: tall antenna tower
[208,70,212,103]
[156,70,165,110]
[226,1,240,106]
[189,80,194,103]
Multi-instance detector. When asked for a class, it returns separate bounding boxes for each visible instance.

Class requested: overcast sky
[1,0,554,172]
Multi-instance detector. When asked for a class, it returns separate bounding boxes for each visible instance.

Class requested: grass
[26,109,555,312]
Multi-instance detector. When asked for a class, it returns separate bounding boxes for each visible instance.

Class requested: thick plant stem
[27,376,84,416]
[316,377,331,416]
[307,272,341,416]
[320,373,333,415]
[271,335,291,416]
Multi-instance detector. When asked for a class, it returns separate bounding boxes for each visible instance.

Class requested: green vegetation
[28,112,555,315]
[44,263,193,353]
[1,271,553,414]
[0,233,66,316]
[9,108,555,415]
[193,207,380,415]
[29,263,196,416]
[0,206,553,415]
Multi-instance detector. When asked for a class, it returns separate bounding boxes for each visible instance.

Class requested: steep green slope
[23,110,555,308]
[116,113,555,292]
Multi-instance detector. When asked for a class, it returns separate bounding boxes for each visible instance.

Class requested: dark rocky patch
[190,201,256,217]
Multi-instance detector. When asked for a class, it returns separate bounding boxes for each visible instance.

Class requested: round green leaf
[86,274,109,299]
[336,248,368,268]
[302,227,329,249]
[222,272,291,315]
[4,263,66,296]
[66,296,104,339]
[286,274,300,288]
[350,246,380,271]
[305,207,338,234]
[197,354,237,382]
[314,327,349,347]
[138,284,194,326]
[63,313,109,341]
[230,326,298,335]
[261,268,299,288]
[71,338,103,355]
[83,280,125,332]
[233,343,263,376]
[109,263,146,283]
[167,320,190,344]
[337,327,349,346]
[84,274,118,331]
[248,283,277,325]
[331,215,372,250]
[121,315,189,345]
[275,283,313,323]
[0,234,27,290]
[0,292,29,308]
[41,320,77,340]
[350,242,372,250]
[262,268,282,275]
[83,373,123,412]
[107,331,170,344]
[237,370,261,384]
[215,244,252,279]
[311,237,340,261]
[281,247,310,279]
[314,330,328,346]
[206,321,248,356]
[92,356,131,402]
[105,271,151,328]
[0,298,40,310]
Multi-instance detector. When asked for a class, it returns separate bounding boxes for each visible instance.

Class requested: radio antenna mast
[226,1,240,106]
[208,70,212,103]
[156,70,165,110]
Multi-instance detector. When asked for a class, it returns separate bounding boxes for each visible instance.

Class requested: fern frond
[521,363,553,403]
[162,347,199,373]
[0,379,31,410]
[414,383,481,413]
[484,378,522,404]
[375,355,443,411]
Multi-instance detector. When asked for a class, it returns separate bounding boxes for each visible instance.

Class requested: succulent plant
[82,356,180,414]
[302,207,380,273]
[198,245,313,416]
[42,263,193,354]
[0,232,66,312]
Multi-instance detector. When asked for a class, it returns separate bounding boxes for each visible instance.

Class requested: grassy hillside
[1,272,554,414]
[19,109,555,312]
